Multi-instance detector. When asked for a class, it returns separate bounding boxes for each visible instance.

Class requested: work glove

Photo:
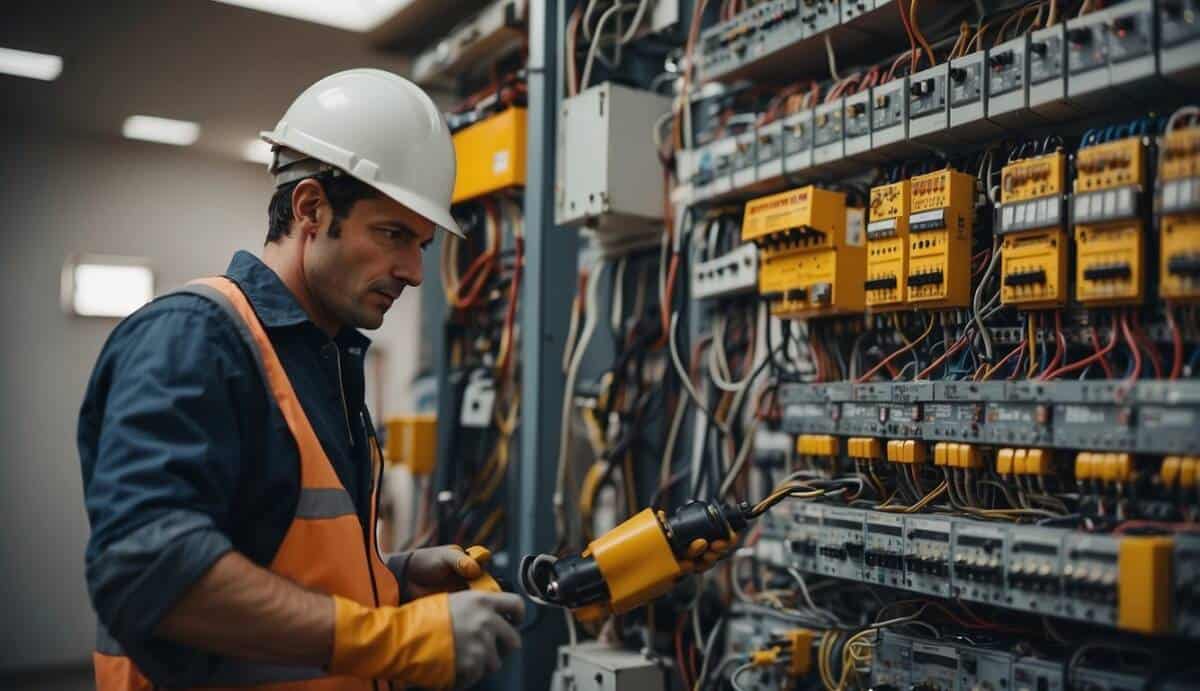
[392,545,484,599]
[448,590,525,688]
[329,593,457,688]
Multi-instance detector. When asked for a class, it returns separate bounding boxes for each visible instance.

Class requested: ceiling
[0,0,443,163]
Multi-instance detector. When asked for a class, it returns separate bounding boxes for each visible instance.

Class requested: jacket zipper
[362,413,384,691]
[330,343,354,446]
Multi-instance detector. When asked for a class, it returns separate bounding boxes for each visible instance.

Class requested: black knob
[950,67,967,83]
[1031,41,1048,56]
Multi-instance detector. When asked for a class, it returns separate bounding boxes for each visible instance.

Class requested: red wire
[674,617,692,690]
[916,334,969,379]
[1038,311,1065,379]
[1120,313,1142,388]
[1090,325,1115,378]
[1131,311,1164,379]
[1167,305,1184,380]
[982,341,1024,381]
[1044,321,1119,379]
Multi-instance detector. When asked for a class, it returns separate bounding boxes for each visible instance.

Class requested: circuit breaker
[1073,135,1148,305]
[905,168,975,309]
[743,186,865,318]
[999,150,1070,308]
[866,179,911,310]
[1159,122,1200,301]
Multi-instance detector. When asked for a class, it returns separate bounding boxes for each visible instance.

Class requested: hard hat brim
[260,131,464,239]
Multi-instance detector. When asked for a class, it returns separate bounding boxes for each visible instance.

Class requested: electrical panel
[999,150,1070,309]
[556,83,671,253]
[541,2,1200,691]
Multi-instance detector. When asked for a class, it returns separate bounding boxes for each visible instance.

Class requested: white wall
[0,127,420,670]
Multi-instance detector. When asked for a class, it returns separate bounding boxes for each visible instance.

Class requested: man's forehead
[361,196,435,235]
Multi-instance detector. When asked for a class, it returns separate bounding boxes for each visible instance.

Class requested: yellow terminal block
[902,440,925,464]
[1159,125,1200,301]
[786,629,815,677]
[886,439,905,463]
[743,187,865,318]
[1180,457,1198,488]
[958,444,983,469]
[1117,536,1174,635]
[934,442,951,466]
[384,414,438,476]
[849,437,882,460]
[1161,456,1181,488]
[866,180,910,311]
[1023,448,1050,475]
[1014,449,1029,475]
[797,434,838,457]
[1000,151,1069,309]
[1073,137,1147,306]
[451,107,527,203]
[905,169,976,309]
[998,448,1015,475]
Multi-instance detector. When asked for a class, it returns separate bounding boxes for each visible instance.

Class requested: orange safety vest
[94,277,401,690]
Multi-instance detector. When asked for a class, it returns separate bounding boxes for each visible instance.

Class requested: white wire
[581,3,643,91]
[1167,105,1200,133]
[729,662,756,691]
[611,256,627,334]
[972,235,1002,361]
[669,312,731,435]
[824,33,841,81]
[555,259,608,541]
[787,568,843,626]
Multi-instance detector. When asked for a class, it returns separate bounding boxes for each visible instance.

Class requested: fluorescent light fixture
[242,138,274,165]
[209,0,409,32]
[122,115,200,146]
[0,46,63,81]
[61,256,155,318]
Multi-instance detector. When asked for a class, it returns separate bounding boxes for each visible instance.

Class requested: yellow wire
[1027,314,1038,378]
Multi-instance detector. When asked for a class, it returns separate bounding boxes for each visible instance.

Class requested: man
[78,69,522,690]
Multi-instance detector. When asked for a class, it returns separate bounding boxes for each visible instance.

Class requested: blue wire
[1081,129,1097,148]
[1188,345,1200,373]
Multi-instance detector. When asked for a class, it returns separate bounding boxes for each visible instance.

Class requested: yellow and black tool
[518,500,750,622]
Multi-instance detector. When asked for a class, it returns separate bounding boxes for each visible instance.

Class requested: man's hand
[448,590,524,688]
[677,533,737,575]
[403,545,483,598]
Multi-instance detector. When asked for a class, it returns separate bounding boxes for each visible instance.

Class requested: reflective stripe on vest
[94,277,399,691]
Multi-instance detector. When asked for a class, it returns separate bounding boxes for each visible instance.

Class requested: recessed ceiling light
[61,256,155,318]
[209,0,408,32]
[0,46,63,81]
[242,138,274,165]
[122,115,200,146]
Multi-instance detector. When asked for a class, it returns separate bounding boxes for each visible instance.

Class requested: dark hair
[266,173,381,244]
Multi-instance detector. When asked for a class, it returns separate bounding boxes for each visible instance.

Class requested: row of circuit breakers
[687,0,1198,206]
[690,121,1200,314]
[729,604,1161,691]
[750,500,1200,637]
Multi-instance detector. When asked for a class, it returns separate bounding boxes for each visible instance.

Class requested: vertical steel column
[505,0,576,688]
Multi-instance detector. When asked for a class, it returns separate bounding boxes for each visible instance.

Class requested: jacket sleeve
[80,301,253,673]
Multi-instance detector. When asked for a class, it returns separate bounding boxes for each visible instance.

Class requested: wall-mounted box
[556,83,672,237]
[733,129,758,190]
[757,119,786,183]
[452,106,527,203]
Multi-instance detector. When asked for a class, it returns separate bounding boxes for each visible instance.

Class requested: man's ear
[292,179,326,236]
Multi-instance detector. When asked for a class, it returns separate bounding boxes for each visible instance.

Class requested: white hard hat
[261,68,463,238]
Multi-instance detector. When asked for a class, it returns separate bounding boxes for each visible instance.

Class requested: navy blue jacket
[78,251,380,682]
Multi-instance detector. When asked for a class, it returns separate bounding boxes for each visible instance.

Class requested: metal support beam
[505,0,577,688]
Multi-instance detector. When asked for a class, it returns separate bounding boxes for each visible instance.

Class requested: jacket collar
[224,250,371,352]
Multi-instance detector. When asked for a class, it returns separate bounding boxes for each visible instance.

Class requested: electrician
[78,69,522,690]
